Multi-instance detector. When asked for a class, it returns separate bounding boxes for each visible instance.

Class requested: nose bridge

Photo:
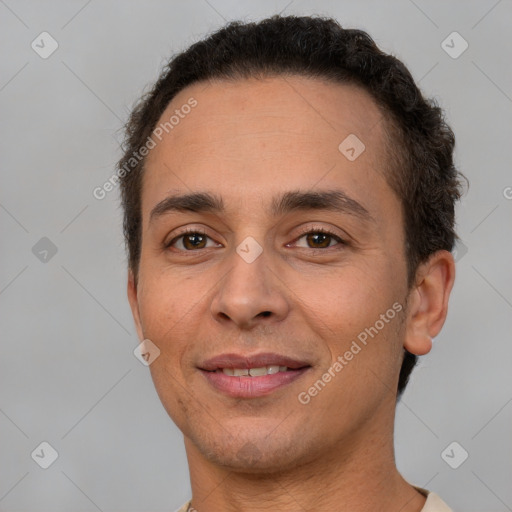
[210,238,289,328]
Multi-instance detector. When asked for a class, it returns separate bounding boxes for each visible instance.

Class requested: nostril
[259,311,272,317]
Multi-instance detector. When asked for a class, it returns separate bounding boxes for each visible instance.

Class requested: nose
[210,245,290,330]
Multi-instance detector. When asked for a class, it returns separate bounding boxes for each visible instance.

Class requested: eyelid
[288,225,348,246]
[164,224,348,251]
[164,226,217,249]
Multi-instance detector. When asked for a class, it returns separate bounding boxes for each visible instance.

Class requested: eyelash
[165,226,347,252]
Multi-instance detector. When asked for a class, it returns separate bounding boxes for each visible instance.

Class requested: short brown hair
[118,15,465,399]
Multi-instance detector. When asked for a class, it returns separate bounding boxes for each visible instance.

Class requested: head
[120,15,463,471]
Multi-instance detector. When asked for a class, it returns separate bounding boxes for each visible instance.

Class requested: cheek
[136,269,217,382]
[136,270,191,354]
[136,273,199,421]
[296,262,397,328]
[294,262,404,375]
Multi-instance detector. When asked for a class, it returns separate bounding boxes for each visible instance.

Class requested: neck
[183,415,426,512]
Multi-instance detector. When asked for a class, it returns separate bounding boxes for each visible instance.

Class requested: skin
[127,75,455,512]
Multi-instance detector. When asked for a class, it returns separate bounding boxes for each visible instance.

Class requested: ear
[127,269,144,342]
[403,250,456,356]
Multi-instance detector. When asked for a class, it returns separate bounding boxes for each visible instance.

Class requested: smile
[213,365,289,376]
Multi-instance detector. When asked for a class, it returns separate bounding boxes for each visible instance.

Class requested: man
[120,15,463,511]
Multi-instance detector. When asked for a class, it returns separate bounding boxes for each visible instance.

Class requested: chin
[207,446,300,474]
[188,423,316,475]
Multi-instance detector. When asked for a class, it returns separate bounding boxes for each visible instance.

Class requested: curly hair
[117,15,465,399]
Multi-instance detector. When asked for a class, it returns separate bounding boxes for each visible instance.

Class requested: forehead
[142,75,394,219]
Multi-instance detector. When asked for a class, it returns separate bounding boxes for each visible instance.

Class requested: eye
[292,229,345,249]
[166,230,220,251]
[165,228,345,252]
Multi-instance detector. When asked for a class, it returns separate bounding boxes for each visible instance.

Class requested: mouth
[198,352,312,398]
[209,365,293,376]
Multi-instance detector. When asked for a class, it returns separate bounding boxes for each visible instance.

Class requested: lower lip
[200,368,310,398]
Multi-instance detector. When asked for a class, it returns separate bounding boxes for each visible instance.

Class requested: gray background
[1,0,511,511]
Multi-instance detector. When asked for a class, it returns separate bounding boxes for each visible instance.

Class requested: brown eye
[168,231,218,251]
[306,232,332,248]
[182,233,207,250]
[293,230,344,249]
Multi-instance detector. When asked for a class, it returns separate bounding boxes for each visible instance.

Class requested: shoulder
[174,500,192,512]
[414,486,454,512]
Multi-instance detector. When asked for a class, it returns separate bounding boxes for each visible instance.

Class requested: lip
[200,367,311,398]
[199,352,310,371]
[198,352,312,398]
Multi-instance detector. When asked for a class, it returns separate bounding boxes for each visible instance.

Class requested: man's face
[129,76,411,472]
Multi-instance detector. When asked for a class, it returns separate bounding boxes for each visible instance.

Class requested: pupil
[185,233,205,249]
[308,233,330,248]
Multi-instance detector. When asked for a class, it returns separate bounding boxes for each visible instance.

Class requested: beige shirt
[175,486,453,512]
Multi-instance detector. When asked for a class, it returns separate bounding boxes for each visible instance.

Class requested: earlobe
[403,250,456,356]
[404,333,433,356]
[127,270,144,341]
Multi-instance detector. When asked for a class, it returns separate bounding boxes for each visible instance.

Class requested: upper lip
[199,352,311,371]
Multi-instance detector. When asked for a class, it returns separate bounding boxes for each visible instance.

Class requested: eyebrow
[149,189,374,223]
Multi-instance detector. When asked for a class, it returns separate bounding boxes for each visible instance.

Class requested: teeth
[249,366,267,376]
[220,365,289,376]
